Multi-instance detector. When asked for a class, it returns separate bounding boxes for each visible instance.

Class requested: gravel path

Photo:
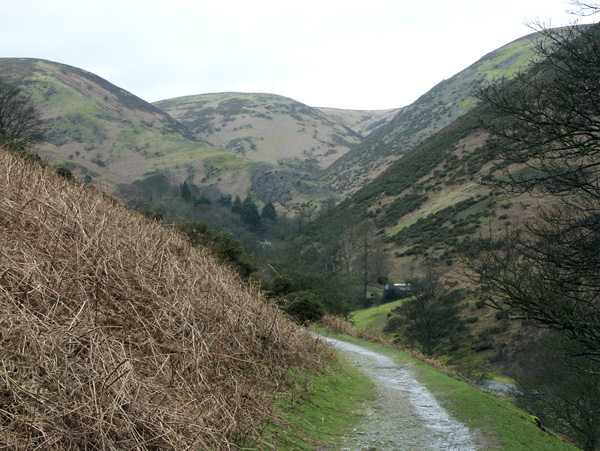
[320,337,478,451]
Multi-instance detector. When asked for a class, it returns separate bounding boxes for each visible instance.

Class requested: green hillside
[0,33,543,213]
[0,60,338,209]
[0,58,223,186]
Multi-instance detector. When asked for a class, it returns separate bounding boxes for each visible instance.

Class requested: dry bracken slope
[0,148,327,450]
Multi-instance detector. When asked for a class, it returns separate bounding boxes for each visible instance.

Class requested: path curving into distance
[319,337,478,451]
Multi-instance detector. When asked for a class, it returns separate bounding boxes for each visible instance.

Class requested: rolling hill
[0,59,334,208]
[0,29,541,215]
[0,59,395,210]
[154,92,398,169]
[306,96,543,277]
[0,58,216,186]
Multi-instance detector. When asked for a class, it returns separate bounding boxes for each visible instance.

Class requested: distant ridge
[154,92,397,169]
[0,30,543,210]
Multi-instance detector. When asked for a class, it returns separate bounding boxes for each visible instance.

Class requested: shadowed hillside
[0,147,327,449]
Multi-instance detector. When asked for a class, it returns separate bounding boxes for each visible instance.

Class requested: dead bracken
[0,148,328,450]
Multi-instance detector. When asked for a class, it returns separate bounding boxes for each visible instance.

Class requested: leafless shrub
[318,315,355,336]
[0,148,326,449]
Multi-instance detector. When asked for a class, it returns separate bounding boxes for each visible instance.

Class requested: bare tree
[339,222,359,274]
[463,13,600,449]
[295,202,317,233]
[568,0,600,16]
[353,220,389,306]
[467,19,600,357]
[0,78,41,150]
[512,331,600,451]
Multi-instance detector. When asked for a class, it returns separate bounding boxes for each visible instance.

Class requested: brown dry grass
[0,148,327,450]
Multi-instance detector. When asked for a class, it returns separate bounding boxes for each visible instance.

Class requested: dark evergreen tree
[216,194,233,208]
[260,202,278,232]
[231,195,243,214]
[261,202,277,223]
[180,181,192,201]
[241,196,262,232]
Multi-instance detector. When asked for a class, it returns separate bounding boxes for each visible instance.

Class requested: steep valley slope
[323,31,542,195]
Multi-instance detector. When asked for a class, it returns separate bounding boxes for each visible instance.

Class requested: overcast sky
[1,1,593,110]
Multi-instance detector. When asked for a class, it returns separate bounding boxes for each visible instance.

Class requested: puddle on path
[319,337,477,451]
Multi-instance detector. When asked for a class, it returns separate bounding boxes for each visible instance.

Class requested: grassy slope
[0,58,253,193]
[350,298,407,334]
[260,361,375,450]
[313,331,578,451]
[0,59,337,208]
[349,297,527,380]
[304,107,494,264]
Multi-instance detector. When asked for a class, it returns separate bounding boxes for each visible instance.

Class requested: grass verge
[258,357,375,450]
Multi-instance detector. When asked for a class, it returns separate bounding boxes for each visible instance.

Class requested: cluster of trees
[263,253,367,320]
[175,221,258,279]
[257,215,394,319]
[230,195,277,233]
[461,10,600,450]
[179,181,211,206]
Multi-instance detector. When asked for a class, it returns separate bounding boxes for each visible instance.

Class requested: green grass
[315,332,578,451]
[350,298,407,335]
[477,36,539,80]
[258,359,375,450]
[203,152,251,170]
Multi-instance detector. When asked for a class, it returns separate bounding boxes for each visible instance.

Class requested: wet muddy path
[319,337,477,451]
